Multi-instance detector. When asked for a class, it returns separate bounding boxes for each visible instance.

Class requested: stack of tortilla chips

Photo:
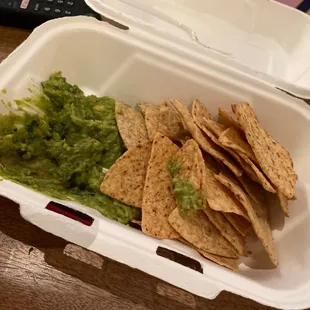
[100,99,298,271]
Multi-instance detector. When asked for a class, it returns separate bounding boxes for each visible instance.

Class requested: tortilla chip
[218,108,240,128]
[203,153,220,173]
[277,192,289,217]
[192,99,211,120]
[238,175,269,219]
[191,101,248,181]
[192,103,222,148]
[178,238,238,271]
[203,118,227,138]
[197,117,260,183]
[218,127,257,163]
[168,208,238,258]
[214,171,278,267]
[238,174,265,204]
[198,249,239,271]
[224,213,252,237]
[226,147,260,184]
[203,204,246,256]
[144,106,160,141]
[158,101,187,140]
[237,152,276,193]
[231,153,260,183]
[192,117,259,183]
[232,103,297,199]
[137,102,158,115]
[173,139,205,192]
[204,166,249,219]
[100,145,151,208]
[115,101,150,149]
[171,99,242,177]
[200,121,260,183]
[142,134,180,239]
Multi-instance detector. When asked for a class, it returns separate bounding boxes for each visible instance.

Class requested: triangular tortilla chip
[137,102,158,115]
[191,101,222,148]
[204,166,249,220]
[144,106,160,141]
[231,152,260,183]
[219,127,257,163]
[194,116,260,185]
[218,108,240,128]
[178,238,238,271]
[194,117,259,183]
[232,103,297,199]
[238,175,269,219]
[170,139,206,216]
[202,118,227,138]
[171,99,242,177]
[196,116,260,183]
[238,152,275,193]
[142,133,180,239]
[203,204,246,256]
[277,192,289,217]
[214,171,278,267]
[173,139,205,194]
[192,99,211,120]
[203,153,220,174]
[115,101,150,148]
[198,249,239,271]
[191,101,251,183]
[168,208,238,258]
[238,174,265,204]
[157,101,187,140]
[100,145,151,208]
[195,120,224,147]
[224,213,252,237]
[216,124,275,193]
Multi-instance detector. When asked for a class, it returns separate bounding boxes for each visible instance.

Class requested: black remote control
[0,0,101,29]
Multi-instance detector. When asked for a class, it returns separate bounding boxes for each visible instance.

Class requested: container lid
[85,0,310,99]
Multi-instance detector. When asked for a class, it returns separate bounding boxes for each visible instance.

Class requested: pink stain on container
[276,0,303,6]
[276,0,310,14]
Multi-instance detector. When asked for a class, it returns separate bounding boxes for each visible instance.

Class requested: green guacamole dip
[0,72,140,224]
[168,159,203,216]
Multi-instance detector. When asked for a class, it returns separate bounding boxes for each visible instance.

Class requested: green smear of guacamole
[168,159,203,216]
[0,72,140,224]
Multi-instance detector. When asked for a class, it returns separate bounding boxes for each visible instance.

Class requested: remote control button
[54,8,61,13]
[43,6,51,12]
[20,0,30,9]
[64,9,71,15]
[66,1,73,6]
[46,0,53,3]
[12,1,18,8]
[34,3,40,11]
[57,0,64,4]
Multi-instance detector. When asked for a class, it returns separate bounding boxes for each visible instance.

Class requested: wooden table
[0,26,273,310]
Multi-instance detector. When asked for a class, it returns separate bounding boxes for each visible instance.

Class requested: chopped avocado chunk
[0,72,140,224]
[168,159,203,216]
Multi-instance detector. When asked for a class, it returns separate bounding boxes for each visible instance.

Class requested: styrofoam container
[0,1,310,309]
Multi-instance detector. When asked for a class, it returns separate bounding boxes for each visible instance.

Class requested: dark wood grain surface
[0,26,274,310]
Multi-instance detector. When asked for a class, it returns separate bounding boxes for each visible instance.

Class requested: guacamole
[0,72,140,224]
[168,159,203,216]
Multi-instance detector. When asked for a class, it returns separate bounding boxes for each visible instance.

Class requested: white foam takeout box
[1,0,310,309]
